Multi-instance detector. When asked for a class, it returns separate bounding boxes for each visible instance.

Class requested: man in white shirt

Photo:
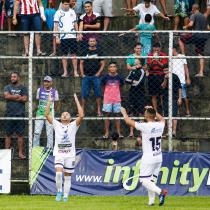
[126,0,169,24]
[45,93,84,202]
[54,0,79,77]
[172,45,191,117]
[121,106,167,206]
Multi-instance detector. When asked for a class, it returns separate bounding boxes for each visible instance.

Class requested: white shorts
[93,0,113,17]
[54,156,75,173]
[139,161,162,182]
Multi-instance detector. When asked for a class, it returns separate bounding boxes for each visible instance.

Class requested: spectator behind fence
[13,0,46,56]
[172,45,191,116]
[125,0,169,25]
[4,0,14,31]
[54,0,79,77]
[126,43,146,138]
[129,14,156,56]
[174,0,190,31]
[92,0,112,31]
[80,37,105,116]
[33,76,59,148]
[147,42,168,112]
[138,0,167,16]
[179,3,208,77]
[4,72,28,159]
[162,73,182,138]
[101,61,124,140]
[44,0,57,56]
[78,1,101,53]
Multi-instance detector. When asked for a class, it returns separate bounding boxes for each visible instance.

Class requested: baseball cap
[44,76,53,82]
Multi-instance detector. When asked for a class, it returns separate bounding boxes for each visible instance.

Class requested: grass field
[0,195,210,210]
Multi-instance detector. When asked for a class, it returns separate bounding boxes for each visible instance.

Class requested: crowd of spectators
[1,0,210,154]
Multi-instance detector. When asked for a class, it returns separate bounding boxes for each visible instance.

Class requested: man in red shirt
[12,0,46,56]
[147,43,168,112]
[78,1,101,53]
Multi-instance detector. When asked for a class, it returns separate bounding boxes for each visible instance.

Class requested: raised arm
[156,111,165,123]
[74,93,84,126]
[121,107,135,128]
[45,94,53,124]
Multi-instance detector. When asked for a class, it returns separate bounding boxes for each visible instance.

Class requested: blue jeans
[82,76,101,99]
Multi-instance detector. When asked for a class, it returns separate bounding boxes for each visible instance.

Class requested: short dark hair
[145,14,152,23]
[145,107,156,118]
[10,71,20,77]
[84,1,93,6]
[109,61,117,66]
[153,42,161,48]
[111,132,119,141]
[144,0,151,3]
[62,0,70,3]
[134,42,143,48]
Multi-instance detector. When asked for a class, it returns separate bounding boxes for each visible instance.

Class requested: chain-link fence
[1,31,210,168]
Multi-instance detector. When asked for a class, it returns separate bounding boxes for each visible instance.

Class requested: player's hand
[12,17,18,25]
[120,107,127,115]
[183,26,187,30]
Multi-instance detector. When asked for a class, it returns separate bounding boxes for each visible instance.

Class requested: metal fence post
[168,31,173,151]
[28,32,34,186]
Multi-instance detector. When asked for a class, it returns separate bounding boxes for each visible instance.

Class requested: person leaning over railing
[4,72,28,159]
[147,42,168,112]
[122,0,169,25]
[12,0,46,56]
[128,14,156,56]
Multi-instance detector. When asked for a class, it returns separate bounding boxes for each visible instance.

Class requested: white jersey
[133,3,160,25]
[53,119,79,158]
[54,8,77,39]
[135,121,165,163]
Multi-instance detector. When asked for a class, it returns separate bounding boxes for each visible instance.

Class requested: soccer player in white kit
[45,93,84,202]
[121,106,167,206]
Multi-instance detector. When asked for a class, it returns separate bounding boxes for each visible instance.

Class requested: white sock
[55,172,63,193]
[142,179,161,195]
[148,189,155,205]
[148,177,157,205]
[63,176,71,198]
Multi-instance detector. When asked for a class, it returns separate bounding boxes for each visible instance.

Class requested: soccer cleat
[148,203,154,206]
[159,189,168,206]
[63,196,68,202]
[55,192,62,202]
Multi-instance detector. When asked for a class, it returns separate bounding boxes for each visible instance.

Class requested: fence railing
[0,30,210,183]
